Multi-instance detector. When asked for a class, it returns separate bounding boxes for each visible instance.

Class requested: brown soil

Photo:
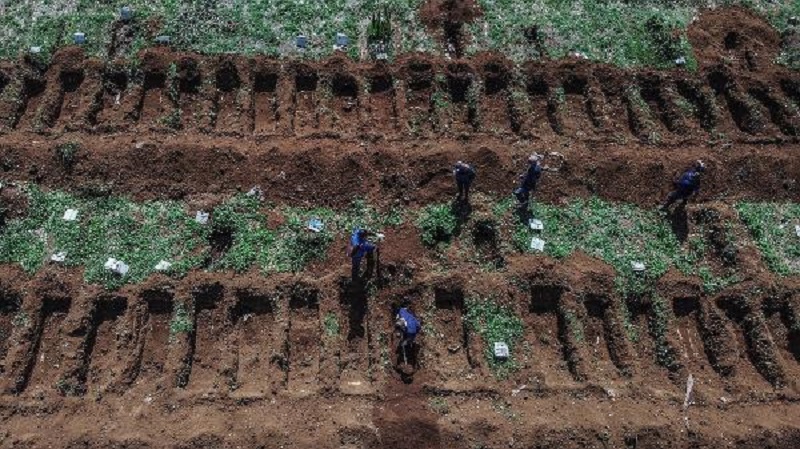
[2,7,800,448]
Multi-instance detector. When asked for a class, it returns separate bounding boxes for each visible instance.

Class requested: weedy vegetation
[465,296,524,378]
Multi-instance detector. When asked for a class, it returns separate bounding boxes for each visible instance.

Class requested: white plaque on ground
[530,237,545,252]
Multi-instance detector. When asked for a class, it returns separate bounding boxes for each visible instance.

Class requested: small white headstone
[30,46,42,54]
[307,218,324,233]
[530,237,545,252]
[795,224,800,238]
[631,261,646,272]
[62,209,79,221]
[246,186,263,199]
[104,258,129,276]
[154,260,172,271]
[195,211,209,225]
[296,35,308,49]
[155,35,171,45]
[335,33,349,49]
[73,32,86,45]
[51,252,67,263]
[494,342,510,359]
[675,56,687,66]
[529,219,543,231]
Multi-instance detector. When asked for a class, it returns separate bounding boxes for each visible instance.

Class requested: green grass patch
[417,203,458,247]
[465,296,524,378]
[0,185,207,289]
[737,202,800,276]
[0,185,402,289]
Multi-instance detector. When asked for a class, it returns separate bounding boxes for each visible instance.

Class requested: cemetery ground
[2,2,800,449]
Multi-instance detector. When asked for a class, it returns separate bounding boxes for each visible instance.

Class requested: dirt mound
[689,7,782,72]
[420,0,483,57]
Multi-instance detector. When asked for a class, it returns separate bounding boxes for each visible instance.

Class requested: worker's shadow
[667,204,690,243]
[451,198,472,230]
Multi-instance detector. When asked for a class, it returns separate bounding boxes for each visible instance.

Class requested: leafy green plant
[169,302,193,337]
[417,203,458,247]
[650,295,680,371]
[737,202,800,276]
[465,296,524,377]
[323,312,340,337]
[55,142,80,171]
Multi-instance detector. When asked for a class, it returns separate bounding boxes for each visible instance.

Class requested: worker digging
[348,227,383,282]
[453,160,476,203]
[394,305,421,378]
[662,160,706,212]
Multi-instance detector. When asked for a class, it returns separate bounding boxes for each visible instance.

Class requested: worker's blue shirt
[454,165,476,184]
[521,163,542,190]
[399,308,420,337]
[676,169,701,193]
[350,228,375,259]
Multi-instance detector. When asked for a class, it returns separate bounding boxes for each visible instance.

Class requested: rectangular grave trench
[339,285,371,389]
[581,294,622,377]
[15,77,46,129]
[187,284,227,391]
[214,61,244,132]
[293,68,319,133]
[716,297,781,386]
[232,290,286,396]
[762,297,800,367]
[287,288,321,394]
[253,71,280,133]
[527,285,572,375]
[0,291,22,366]
[84,296,128,390]
[135,290,173,385]
[139,71,171,125]
[432,288,474,375]
[24,296,71,393]
[675,80,716,130]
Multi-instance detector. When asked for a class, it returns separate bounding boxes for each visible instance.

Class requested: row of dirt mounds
[1,250,800,447]
[2,6,800,448]
[0,12,798,144]
[1,135,800,212]
[1,255,800,399]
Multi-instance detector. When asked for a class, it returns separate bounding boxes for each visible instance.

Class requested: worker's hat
[695,159,706,172]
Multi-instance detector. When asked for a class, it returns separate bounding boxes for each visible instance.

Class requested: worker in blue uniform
[662,160,706,211]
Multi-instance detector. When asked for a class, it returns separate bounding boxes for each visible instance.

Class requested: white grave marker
[104,258,129,276]
[795,224,800,238]
[51,252,67,263]
[494,342,510,360]
[154,260,172,271]
[195,211,209,225]
[307,218,324,233]
[631,261,646,272]
[530,237,545,252]
[529,219,543,231]
[63,209,79,221]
